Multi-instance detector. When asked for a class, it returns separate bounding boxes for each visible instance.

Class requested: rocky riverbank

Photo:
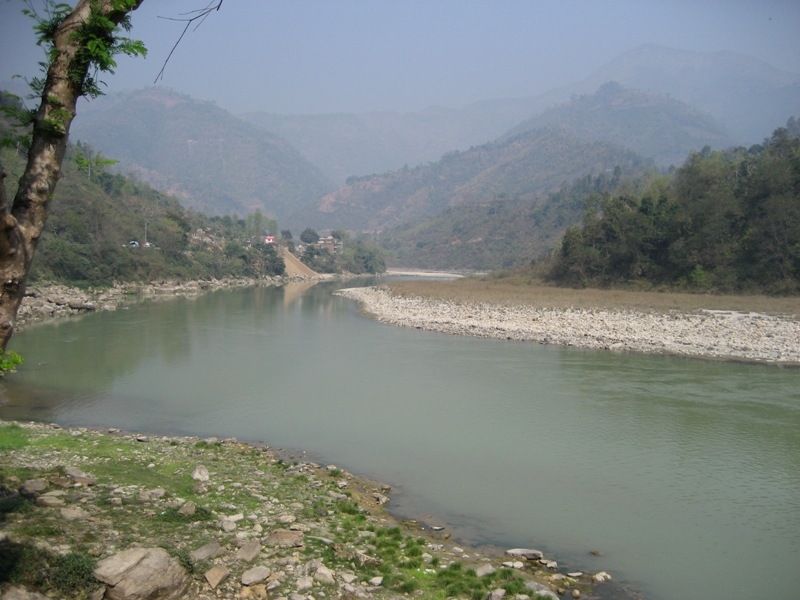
[335,286,800,364]
[14,276,324,331]
[0,420,614,600]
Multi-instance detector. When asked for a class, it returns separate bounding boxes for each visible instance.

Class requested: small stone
[368,576,384,587]
[571,589,582,599]
[242,566,271,586]
[204,565,229,589]
[177,501,196,516]
[36,495,65,507]
[265,529,304,548]
[191,465,210,482]
[21,479,48,495]
[593,571,612,582]
[190,541,225,562]
[60,506,89,520]
[236,540,261,563]
[476,564,496,577]
[314,565,336,585]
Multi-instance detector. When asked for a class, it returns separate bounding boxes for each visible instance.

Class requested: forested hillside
[547,119,800,294]
[1,94,286,286]
[305,127,650,233]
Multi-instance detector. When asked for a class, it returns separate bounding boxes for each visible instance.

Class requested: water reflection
[1,281,799,600]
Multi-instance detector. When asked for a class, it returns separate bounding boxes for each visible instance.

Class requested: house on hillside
[264,235,276,244]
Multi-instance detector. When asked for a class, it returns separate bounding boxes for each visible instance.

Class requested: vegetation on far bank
[544,119,800,295]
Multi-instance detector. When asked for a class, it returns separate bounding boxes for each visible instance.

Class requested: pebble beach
[335,286,800,365]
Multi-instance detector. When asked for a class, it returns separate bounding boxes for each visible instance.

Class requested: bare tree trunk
[0,0,143,351]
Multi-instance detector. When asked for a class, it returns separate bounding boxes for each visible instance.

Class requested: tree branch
[154,1,223,83]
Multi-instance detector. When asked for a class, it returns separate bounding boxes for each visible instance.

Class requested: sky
[1,0,799,116]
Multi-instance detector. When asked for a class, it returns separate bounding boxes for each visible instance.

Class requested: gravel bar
[336,286,800,365]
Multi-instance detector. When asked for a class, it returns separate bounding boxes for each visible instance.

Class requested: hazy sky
[2,0,799,115]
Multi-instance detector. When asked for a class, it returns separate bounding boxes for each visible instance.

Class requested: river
[1,280,798,600]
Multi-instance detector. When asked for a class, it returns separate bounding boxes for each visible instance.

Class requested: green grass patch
[0,424,29,450]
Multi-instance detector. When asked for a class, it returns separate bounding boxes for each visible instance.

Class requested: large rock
[0,586,54,600]
[94,547,190,600]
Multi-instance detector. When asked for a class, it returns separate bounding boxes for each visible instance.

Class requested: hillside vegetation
[546,119,800,294]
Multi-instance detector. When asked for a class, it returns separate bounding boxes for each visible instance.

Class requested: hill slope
[69,89,334,222]
[505,82,732,167]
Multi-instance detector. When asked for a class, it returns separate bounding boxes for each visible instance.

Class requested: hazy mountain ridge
[70,88,334,221]
[504,81,733,167]
[301,127,650,234]
[241,45,798,183]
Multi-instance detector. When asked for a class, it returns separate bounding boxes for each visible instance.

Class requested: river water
[1,281,798,600]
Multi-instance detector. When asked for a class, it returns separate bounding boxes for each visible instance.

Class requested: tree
[0,1,220,352]
[299,227,319,244]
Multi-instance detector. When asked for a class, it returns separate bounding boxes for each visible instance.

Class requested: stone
[176,500,195,516]
[265,529,304,548]
[191,465,210,482]
[506,548,544,560]
[295,576,313,590]
[36,495,64,507]
[241,566,271,586]
[368,576,383,587]
[593,571,612,582]
[372,492,390,505]
[240,584,268,598]
[314,565,336,585]
[204,565,229,589]
[571,589,581,599]
[236,540,261,562]
[94,547,190,600]
[0,585,50,600]
[190,541,225,562]
[476,564,496,577]
[20,479,47,495]
[487,589,506,600]
[0,585,55,600]
[60,506,89,520]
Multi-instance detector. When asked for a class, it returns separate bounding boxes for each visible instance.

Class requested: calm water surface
[2,281,799,600]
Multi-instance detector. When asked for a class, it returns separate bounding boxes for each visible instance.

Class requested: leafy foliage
[548,119,800,293]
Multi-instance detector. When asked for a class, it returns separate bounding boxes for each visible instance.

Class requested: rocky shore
[14,276,316,331]
[0,420,613,600]
[335,286,800,364]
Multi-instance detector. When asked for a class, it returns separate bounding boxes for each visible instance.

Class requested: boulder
[94,547,190,600]
[0,586,54,600]
[236,540,261,562]
[506,548,544,560]
[191,466,209,482]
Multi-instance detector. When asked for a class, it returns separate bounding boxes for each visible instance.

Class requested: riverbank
[14,275,329,331]
[0,419,612,600]
[334,285,800,364]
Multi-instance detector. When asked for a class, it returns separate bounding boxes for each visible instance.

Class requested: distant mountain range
[241,44,798,184]
[69,88,333,222]
[54,43,798,270]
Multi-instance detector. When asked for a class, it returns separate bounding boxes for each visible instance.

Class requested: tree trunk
[0,0,143,352]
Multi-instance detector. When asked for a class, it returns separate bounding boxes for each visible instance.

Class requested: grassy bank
[0,420,595,600]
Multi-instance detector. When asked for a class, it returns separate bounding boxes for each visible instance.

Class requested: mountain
[571,44,800,144]
[300,126,650,234]
[242,45,798,183]
[69,88,334,222]
[505,82,732,167]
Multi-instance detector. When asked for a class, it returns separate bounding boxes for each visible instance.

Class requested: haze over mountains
[65,44,798,256]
